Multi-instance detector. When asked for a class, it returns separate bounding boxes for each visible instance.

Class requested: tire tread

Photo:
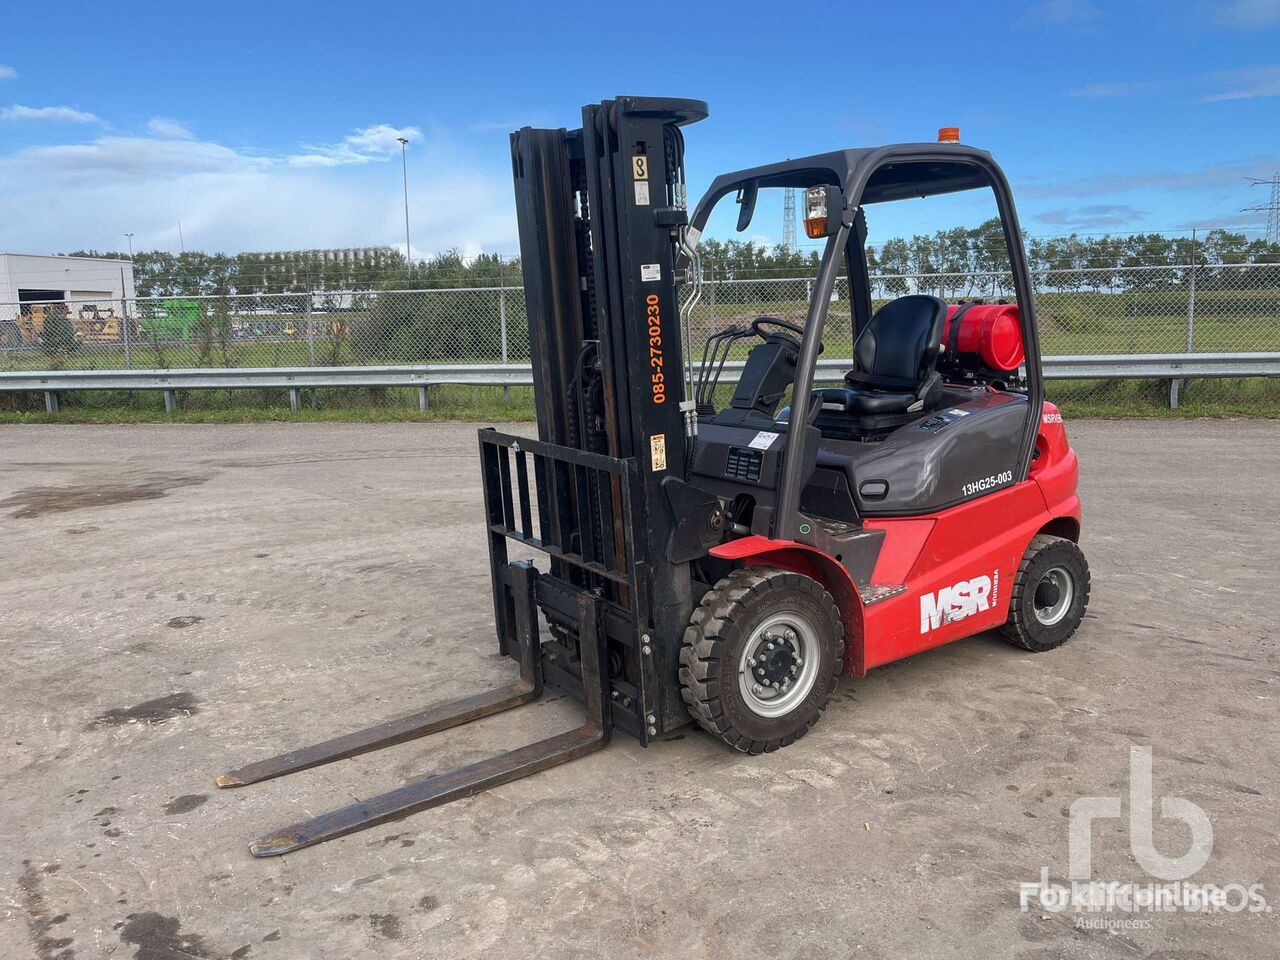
[1001,534,1090,651]
[679,566,842,753]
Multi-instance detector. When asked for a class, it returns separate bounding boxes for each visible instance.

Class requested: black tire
[679,566,843,753]
[1001,534,1090,652]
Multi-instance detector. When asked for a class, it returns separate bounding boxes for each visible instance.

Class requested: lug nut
[766,642,774,650]
[753,684,763,694]
[748,657,757,667]
[785,629,796,641]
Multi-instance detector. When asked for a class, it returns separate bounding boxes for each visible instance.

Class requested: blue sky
[0,0,1278,257]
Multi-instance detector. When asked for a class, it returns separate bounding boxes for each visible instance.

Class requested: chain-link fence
[2,263,1277,412]
[681,262,1280,358]
[0,286,531,371]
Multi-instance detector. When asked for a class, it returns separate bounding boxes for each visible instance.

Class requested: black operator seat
[818,294,948,423]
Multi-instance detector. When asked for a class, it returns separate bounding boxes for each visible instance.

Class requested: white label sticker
[640,263,661,282]
[649,434,667,472]
[946,408,971,416]
[748,431,780,451]
[632,155,649,180]
[634,181,650,206]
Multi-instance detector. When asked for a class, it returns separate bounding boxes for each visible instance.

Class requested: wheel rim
[1033,565,1074,626]
[738,611,821,718]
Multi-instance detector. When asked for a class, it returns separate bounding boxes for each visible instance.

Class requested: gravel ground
[0,419,1276,959]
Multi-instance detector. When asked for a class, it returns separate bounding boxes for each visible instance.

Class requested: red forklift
[218,96,1089,855]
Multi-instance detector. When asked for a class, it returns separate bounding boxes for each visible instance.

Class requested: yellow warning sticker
[649,433,667,472]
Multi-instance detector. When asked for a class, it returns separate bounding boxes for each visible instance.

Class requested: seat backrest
[849,294,947,390]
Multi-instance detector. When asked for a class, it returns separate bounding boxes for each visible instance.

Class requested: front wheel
[1001,534,1091,652]
[679,567,844,753]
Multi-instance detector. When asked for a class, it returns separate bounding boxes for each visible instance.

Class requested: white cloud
[1,104,101,123]
[1200,65,1280,102]
[7,136,264,181]
[1067,81,1158,99]
[289,123,422,167]
[146,117,195,140]
[1218,0,1280,27]
[1172,212,1267,231]
[1037,204,1146,229]
[0,65,16,81]
[0,123,514,258]
[1020,158,1280,198]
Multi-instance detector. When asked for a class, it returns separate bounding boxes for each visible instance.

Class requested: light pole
[397,137,412,271]
[125,233,134,260]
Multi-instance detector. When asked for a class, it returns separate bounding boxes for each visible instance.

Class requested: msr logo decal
[920,572,998,634]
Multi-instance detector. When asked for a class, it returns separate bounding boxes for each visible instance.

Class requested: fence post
[1174,229,1198,409]
[306,294,316,365]
[1185,229,1198,353]
[418,385,430,411]
[164,389,177,413]
[499,278,510,403]
[708,274,717,328]
[120,267,133,369]
[44,391,59,413]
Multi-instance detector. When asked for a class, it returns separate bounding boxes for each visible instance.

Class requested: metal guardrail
[1,364,532,412]
[3,353,1278,412]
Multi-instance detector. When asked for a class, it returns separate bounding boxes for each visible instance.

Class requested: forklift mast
[510,96,709,732]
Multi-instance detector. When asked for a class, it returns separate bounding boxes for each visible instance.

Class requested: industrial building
[0,252,137,307]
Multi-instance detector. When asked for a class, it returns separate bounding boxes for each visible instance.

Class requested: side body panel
[859,401,1081,668]
[860,480,1052,669]
[711,404,1080,678]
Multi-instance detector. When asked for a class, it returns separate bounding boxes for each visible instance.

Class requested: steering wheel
[750,316,805,342]
[750,315,823,355]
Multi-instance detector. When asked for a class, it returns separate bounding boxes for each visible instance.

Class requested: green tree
[38,305,80,357]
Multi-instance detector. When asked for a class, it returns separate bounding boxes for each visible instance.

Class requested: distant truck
[73,304,134,343]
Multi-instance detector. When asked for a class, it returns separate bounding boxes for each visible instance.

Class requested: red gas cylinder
[942,303,1025,372]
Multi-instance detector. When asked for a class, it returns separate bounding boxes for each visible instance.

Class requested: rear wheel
[679,567,843,753]
[1001,534,1090,652]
